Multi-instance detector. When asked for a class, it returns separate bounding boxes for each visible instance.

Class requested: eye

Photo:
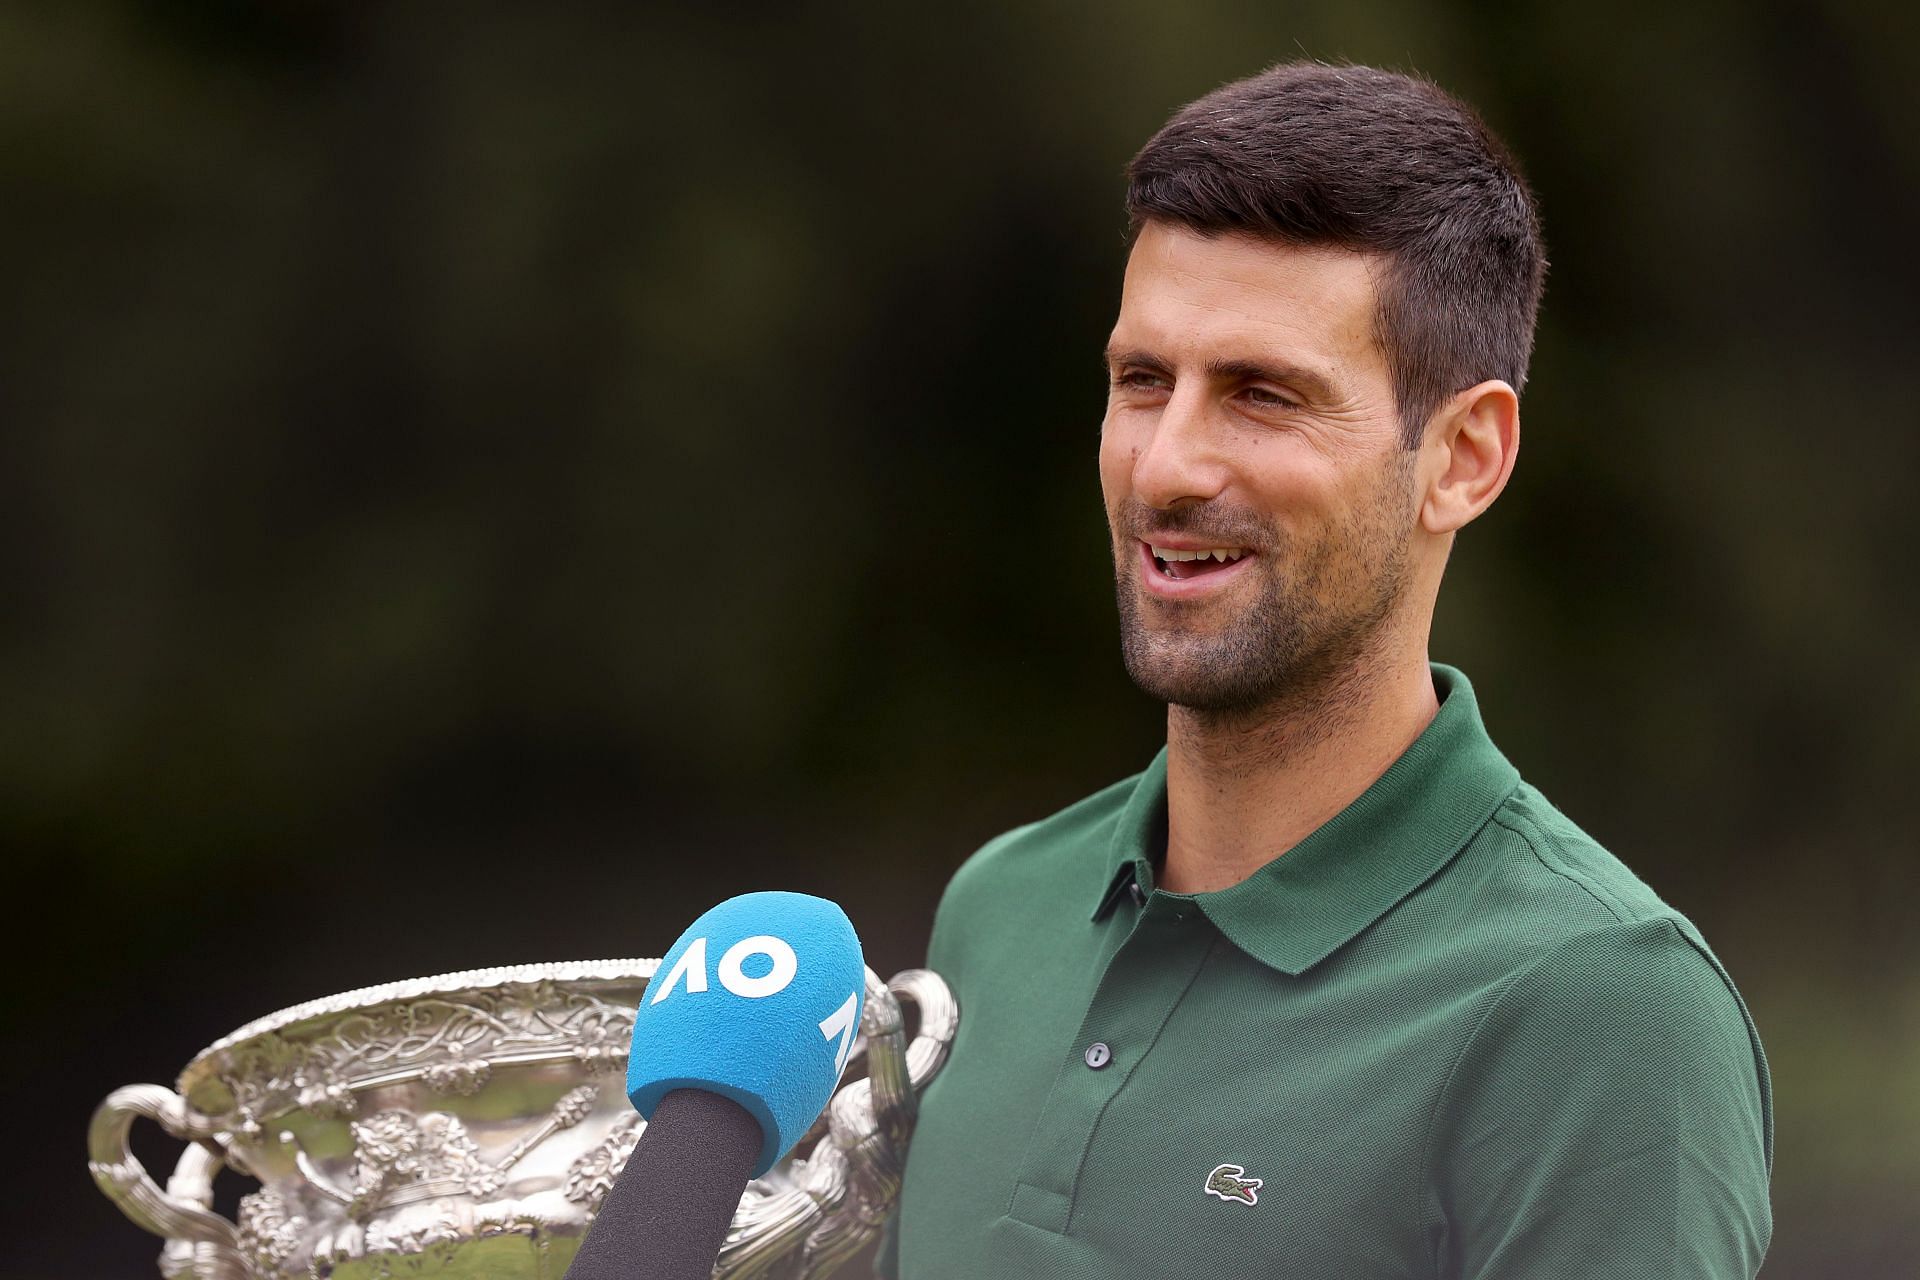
[1240,385,1301,411]
[1112,368,1168,391]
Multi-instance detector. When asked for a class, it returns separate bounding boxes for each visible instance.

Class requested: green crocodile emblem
[1205,1162,1264,1205]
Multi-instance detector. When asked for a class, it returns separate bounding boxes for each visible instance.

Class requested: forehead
[1111,222,1385,380]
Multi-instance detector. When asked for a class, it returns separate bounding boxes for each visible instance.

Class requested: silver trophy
[89,959,956,1279]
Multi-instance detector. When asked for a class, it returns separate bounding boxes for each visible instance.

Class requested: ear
[1419,380,1519,535]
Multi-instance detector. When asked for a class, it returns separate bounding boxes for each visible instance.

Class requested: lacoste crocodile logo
[1204,1162,1264,1205]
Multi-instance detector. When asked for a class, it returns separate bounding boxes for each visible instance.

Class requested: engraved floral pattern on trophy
[563,1113,645,1208]
[211,980,634,1128]
[235,1188,305,1275]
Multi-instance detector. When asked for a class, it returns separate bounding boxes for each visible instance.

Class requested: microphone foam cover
[626,891,865,1177]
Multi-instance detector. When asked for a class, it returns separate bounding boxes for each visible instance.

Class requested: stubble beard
[1111,457,1419,723]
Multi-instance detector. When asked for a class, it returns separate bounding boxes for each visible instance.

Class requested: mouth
[1138,539,1256,595]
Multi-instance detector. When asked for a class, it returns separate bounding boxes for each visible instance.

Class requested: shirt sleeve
[1427,916,1773,1279]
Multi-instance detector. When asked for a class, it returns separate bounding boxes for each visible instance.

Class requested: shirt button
[1128,882,1147,906]
[1084,1041,1112,1069]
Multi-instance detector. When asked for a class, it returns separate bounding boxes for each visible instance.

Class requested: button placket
[1007,898,1214,1235]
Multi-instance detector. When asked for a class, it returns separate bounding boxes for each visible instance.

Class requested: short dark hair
[1126,62,1547,444]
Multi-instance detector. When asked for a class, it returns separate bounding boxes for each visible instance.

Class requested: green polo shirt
[881,665,1771,1279]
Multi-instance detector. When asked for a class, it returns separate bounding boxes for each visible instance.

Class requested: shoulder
[1429,782,1773,1170]
[1430,779,1713,967]
[926,769,1145,975]
[1424,911,1776,1274]
[1425,909,1775,1270]
[1463,913,1765,1084]
[944,771,1139,901]
[1484,781,1672,924]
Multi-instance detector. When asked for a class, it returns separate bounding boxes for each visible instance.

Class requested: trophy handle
[886,968,958,1094]
[89,1084,252,1280]
[860,968,957,1157]
[829,967,957,1194]
[778,967,955,1277]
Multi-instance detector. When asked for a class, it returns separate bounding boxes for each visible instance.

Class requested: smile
[1138,540,1256,596]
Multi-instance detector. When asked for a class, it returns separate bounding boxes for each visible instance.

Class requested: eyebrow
[1103,346,1340,406]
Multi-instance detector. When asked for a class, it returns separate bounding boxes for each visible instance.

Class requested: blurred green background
[5,2,1915,1276]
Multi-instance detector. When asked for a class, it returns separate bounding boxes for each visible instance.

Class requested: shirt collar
[1091,664,1519,976]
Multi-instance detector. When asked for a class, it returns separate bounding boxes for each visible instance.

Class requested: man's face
[1100,222,1422,714]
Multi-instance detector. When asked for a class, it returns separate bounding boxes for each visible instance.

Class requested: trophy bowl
[89,960,956,1280]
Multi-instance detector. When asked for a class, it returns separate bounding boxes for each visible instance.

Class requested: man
[880,62,1771,1279]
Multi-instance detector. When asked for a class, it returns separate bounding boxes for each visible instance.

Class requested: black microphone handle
[565,1088,763,1280]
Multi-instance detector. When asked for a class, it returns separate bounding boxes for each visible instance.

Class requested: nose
[1128,383,1230,511]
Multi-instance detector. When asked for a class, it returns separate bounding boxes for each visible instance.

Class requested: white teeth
[1149,545,1248,563]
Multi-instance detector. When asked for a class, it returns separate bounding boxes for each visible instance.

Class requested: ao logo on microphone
[624,892,866,1177]
[648,933,861,1075]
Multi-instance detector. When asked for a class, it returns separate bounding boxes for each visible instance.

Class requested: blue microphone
[565,892,866,1280]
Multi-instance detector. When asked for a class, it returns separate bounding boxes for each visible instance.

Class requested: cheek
[1097,424,1132,509]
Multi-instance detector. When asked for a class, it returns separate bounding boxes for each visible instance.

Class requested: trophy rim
[181,957,662,1086]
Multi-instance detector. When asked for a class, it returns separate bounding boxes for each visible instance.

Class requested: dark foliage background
[5,2,1915,1275]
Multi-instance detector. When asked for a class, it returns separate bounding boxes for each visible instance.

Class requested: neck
[1159,638,1440,895]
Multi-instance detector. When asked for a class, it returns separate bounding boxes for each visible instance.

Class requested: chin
[1120,636,1278,712]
